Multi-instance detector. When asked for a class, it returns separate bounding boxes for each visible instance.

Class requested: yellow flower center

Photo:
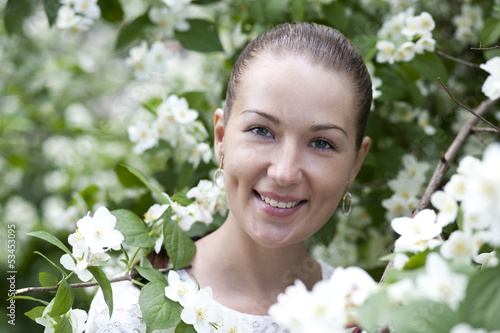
[196,308,208,320]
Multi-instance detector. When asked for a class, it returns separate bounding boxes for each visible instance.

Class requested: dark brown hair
[224,22,372,149]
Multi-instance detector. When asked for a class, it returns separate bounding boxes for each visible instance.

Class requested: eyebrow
[242,109,348,138]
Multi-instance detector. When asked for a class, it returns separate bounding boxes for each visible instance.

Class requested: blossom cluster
[480,57,500,101]
[60,206,124,281]
[382,154,430,221]
[376,9,436,64]
[145,178,227,254]
[128,94,212,168]
[164,270,251,333]
[149,0,191,37]
[56,0,101,32]
[125,40,172,81]
[269,267,377,333]
[452,3,484,45]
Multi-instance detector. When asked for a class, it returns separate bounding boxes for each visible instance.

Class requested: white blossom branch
[15,268,171,295]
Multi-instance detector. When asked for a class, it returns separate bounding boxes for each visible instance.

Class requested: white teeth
[259,194,299,209]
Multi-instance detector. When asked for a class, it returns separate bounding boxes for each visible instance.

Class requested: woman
[86,22,372,332]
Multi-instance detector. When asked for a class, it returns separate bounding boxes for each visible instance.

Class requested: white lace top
[85,260,335,333]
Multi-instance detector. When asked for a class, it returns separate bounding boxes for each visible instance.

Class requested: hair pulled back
[224,22,372,149]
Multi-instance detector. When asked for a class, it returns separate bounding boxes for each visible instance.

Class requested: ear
[213,108,225,163]
[348,136,371,186]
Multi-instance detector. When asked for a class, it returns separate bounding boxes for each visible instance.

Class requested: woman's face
[214,56,370,249]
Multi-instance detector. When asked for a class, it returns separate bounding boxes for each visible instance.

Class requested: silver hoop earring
[341,189,352,216]
[213,155,224,188]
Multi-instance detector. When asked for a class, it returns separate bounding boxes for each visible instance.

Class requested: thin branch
[471,43,500,50]
[435,49,480,68]
[472,126,500,133]
[438,78,500,132]
[379,96,500,283]
[15,268,171,295]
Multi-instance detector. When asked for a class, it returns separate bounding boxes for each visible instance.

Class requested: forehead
[232,56,356,130]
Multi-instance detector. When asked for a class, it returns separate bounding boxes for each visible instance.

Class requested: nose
[267,139,303,186]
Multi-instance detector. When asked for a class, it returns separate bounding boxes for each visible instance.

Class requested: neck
[186,215,322,315]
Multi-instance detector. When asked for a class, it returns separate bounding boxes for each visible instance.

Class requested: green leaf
[98,0,125,22]
[50,279,74,317]
[120,164,170,205]
[409,52,448,84]
[192,0,220,4]
[170,192,193,206]
[88,266,114,318]
[39,272,58,288]
[390,301,459,333]
[175,320,197,333]
[379,253,396,262]
[8,296,49,306]
[358,290,389,332]
[139,281,182,332]
[115,11,152,50]
[4,0,36,35]
[34,251,67,277]
[175,19,224,53]
[134,265,168,283]
[54,314,72,333]
[322,2,348,32]
[112,209,155,248]
[42,0,61,27]
[481,17,500,47]
[28,231,74,259]
[25,306,46,322]
[459,265,500,330]
[163,207,197,270]
[290,0,307,22]
[404,250,429,269]
[115,163,147,188]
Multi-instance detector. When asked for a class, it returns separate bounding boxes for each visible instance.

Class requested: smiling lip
[254,191,305,217]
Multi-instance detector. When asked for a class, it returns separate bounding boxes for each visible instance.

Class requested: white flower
[417,110,436,135]
[167,95,198,124]
[388,177,421,200]
[400,154,430,183]
[56,6,92,31]
[387,278,421,305]
[180,287,223,333]
[376,40,395,64]
[416,253,468,310]
[391,209,442,253]
[125,41,154,80]
[440,230,477,264]
[68,309,88,333]
[481,75,500,101]
[480,57,500,100]
[392,253,409,270]
[163,0,191,12]
[73,0,101,19]
[382,194,419,221]
[35,313,57,333]
[144,204,169,223]
[479,57,500,77]
[475,251,499,269]
[128,120,159,154]
[457,155,481,176]
[444,174,467,201]
[60,252,110,281]
[450,323,488,333]
[402,12,435,37]
[146,41,170,74]
[430,191,458,227]
[414,35,436,53]
[219,311,252,333]
[188,142,212,168]
[164,270,198,307]
[76,207,124,253]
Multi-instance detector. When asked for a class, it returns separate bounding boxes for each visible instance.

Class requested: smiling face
[214,56,370,249]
